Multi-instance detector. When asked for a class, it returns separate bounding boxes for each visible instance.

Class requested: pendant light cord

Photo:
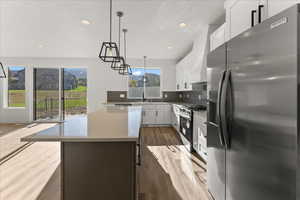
[118,13,122,53]
[123,29,127,63]
[110,0,112,43]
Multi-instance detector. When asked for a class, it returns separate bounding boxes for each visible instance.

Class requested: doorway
[33,67,87,122]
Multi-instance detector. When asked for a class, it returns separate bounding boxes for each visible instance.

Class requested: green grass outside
[70,86,87,92]
[8,86,87,112]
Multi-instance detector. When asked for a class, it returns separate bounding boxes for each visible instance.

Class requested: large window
[128,68,161,99]
[8,66,26,107]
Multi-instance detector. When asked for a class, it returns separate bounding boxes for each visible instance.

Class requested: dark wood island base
[61,142,137,200]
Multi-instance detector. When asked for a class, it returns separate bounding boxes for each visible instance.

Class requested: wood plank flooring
[0,123,57,160]
[0,126,212,200]
[138,127,212,200]
[0,142,60,200]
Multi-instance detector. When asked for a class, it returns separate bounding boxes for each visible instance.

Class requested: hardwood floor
[138,127,212,200]
[0,123,57,161]
[0,126,212,200]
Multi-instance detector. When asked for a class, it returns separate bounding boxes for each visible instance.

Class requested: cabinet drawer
[142,105,156,110]
[156,104,171,111]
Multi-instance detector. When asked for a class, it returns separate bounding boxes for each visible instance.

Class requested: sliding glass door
[33,68,63,121]
[33,67,87,121]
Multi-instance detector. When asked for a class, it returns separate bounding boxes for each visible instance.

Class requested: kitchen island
[22,106,142,200]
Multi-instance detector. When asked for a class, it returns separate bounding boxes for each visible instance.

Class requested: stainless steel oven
[179,106,193,152]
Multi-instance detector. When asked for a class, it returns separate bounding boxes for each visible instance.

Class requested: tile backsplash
[107,89,207,105]
[107,91,128,102]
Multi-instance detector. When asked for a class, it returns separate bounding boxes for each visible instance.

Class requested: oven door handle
[217,70,226,146]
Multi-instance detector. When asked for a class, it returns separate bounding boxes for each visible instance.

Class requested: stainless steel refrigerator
[207,4,300,200]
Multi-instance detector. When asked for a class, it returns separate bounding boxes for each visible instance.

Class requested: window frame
[127,67,162,99]
[5,66,27,109]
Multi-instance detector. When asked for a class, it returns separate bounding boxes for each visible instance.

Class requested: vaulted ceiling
[0,0,225,59]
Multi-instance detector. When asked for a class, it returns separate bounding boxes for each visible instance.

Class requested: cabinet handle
[258,5,264,23]
[251,10,257,27]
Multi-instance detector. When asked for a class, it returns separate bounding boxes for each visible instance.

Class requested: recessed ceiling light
[179,23,187,28]
[81,19,91,25]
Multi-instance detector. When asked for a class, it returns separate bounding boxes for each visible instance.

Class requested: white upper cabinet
[225,0,300,41]
[225,0,268,40]
[268,0,300,18]
[210,23,226,51]
[176,27,209,90]
[227,0,260,39]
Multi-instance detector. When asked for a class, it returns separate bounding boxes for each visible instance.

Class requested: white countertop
[21,106,142,142]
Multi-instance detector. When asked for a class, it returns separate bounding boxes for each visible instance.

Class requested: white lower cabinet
[142,104,171,126]
[142,110,157,125]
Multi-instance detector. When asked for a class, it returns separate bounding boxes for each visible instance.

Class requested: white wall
[0,57,176,123]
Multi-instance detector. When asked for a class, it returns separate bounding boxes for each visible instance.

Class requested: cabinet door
[156,109,171,125]
[210,23,226,51]
[230,0,260,39]
[176,65,182,91]
[142,110,156,125]
[268,0,299,18]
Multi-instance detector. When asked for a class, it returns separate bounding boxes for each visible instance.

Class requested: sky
[132,68,160,76]
[10,66,25,71]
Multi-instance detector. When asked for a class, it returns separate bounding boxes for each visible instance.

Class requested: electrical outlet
[120,94,125,99]
[164,94,168,98]
[179,94,183,99]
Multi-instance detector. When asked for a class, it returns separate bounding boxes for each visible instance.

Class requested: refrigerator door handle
[217,70,226,146]
[220,69,232,148]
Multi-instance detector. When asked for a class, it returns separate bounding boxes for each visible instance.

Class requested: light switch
[164,94,168,98]
[198,95,201,100]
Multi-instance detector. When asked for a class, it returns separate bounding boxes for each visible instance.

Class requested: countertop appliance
[207,5,300,200]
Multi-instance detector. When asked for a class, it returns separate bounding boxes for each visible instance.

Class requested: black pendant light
[99,0,120,63]
[119,29,132,75]
[0,62,6,78]
[111,11,125,70]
